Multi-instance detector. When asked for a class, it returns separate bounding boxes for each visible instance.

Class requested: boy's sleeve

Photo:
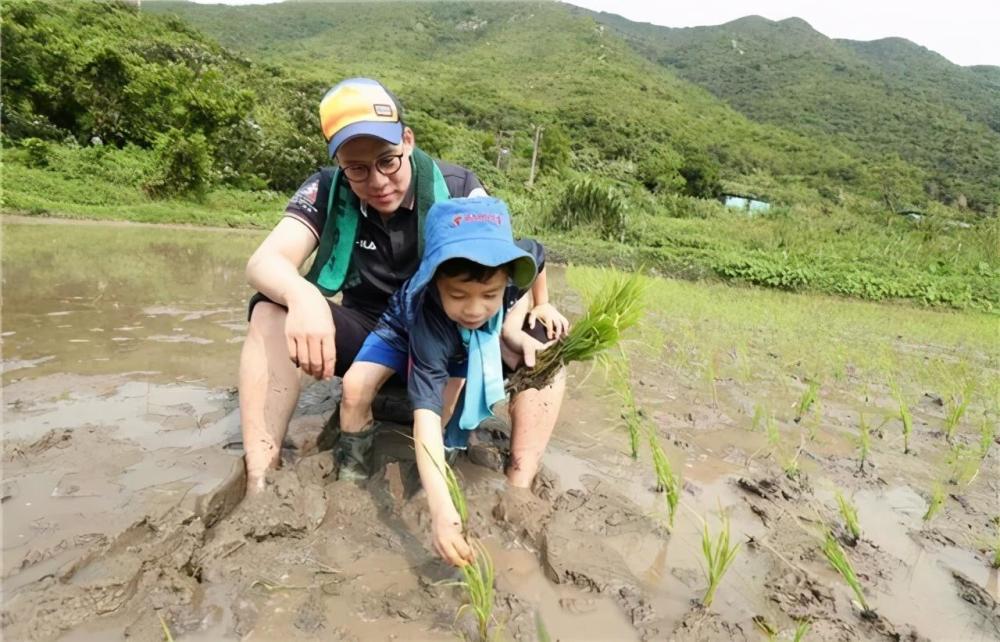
[408,306,462,416]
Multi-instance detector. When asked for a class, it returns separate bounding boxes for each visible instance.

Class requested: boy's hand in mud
[527,302,570,341]
[284,287,336,380]
[431,507,474,567]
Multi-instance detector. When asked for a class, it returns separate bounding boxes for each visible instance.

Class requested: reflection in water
[2,218,265,387]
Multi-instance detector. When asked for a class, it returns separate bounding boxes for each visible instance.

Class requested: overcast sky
[184,0,999,67]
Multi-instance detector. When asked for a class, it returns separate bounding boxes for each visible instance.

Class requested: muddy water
[2,219,261,601]
[3,217,999,642]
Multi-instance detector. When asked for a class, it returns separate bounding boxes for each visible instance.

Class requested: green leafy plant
[508,271,646,393]
[699,509,741,608]
[751,403,767,432]
[792,620,811,642]
[991,521,1000,569]
[835,490,861,545]
[821,530,872,615]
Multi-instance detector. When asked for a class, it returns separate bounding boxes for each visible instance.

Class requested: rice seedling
[857,412,872,473]
[943,380,974,442]
[923,484,946,522]
[610,353,641,459]
[648,429,681,529]
[699,509,741,609]
[794,379,819,423]
[535,611,552,642]
[835,490,861,544]
[792,620,811,641]
[704,353,720,409]
[821,530,872,615]
[991,521,1000,569]
[751,403,767,432]
[457,539,497,642]
[978,419,997,460]
[507,271,646,393]
[891,384,914,454]
[766,413,781,448]
[752,615,779,640]
[421,443,497,641]
[946,443,981,486]
[158,613,174,642]
[781,436,804,480]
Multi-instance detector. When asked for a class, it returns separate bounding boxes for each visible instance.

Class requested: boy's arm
[408,308,474,567]
[414,409,474,567]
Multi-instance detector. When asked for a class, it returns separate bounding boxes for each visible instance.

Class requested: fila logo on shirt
[357,239,377,250]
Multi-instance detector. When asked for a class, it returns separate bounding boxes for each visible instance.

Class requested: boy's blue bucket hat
[406,197,537,299]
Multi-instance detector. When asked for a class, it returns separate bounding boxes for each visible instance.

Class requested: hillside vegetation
[3,0,997,310]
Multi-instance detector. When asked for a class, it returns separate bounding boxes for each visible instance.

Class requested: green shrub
[21,138,51,168]
[144,128,213,199]
[547,176,629,241]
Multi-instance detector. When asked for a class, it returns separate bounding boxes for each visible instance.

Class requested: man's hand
[431,506,474,566]
[284,286,336,380]
[527,302,570,341]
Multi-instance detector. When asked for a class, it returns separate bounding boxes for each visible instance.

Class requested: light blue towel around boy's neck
[443,306,506,449]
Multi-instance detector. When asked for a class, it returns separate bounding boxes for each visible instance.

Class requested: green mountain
[585,10,1000,211]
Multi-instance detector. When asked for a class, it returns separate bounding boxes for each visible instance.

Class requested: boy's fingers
[523,343,536,368]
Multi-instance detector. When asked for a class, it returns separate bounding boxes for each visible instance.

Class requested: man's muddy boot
[334,423,376,481]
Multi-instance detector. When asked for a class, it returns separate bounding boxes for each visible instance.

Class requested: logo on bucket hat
[319,78,404,157]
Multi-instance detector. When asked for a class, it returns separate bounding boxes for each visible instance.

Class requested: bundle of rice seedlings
[507,271,646,394]
[821,530,872,616]
[751,403,767,432]
[699,509,741,609]
[835,490,861,545]
[648,428,681,529]
[422,444,497,641]
[991,523,1000,569]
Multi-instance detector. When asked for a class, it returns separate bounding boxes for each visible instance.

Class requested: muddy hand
[432,510,474,567]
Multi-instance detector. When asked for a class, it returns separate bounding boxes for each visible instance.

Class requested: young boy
[347,196,567,566]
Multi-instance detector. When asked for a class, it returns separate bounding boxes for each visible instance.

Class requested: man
[239,77,489,495]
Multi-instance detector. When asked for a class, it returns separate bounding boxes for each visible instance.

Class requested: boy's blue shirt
[371,239,545,417]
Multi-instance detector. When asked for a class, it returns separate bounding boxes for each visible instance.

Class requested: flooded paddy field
[2,218,997,641]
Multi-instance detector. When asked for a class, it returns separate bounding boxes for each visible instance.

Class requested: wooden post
[527,125,543,187]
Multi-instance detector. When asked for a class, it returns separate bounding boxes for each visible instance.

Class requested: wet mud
[3,218,999,641]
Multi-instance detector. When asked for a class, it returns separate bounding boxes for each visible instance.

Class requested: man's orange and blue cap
[319,77,404,158]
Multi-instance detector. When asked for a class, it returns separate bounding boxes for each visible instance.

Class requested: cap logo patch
[450,213,503,227]
[373,103,394,117]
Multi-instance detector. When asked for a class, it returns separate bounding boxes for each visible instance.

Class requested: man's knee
[247,300,286,341]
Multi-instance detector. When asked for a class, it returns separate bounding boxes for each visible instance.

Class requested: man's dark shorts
[247,293,380,378]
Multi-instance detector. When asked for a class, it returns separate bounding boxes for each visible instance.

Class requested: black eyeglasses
[340,153,405,183]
